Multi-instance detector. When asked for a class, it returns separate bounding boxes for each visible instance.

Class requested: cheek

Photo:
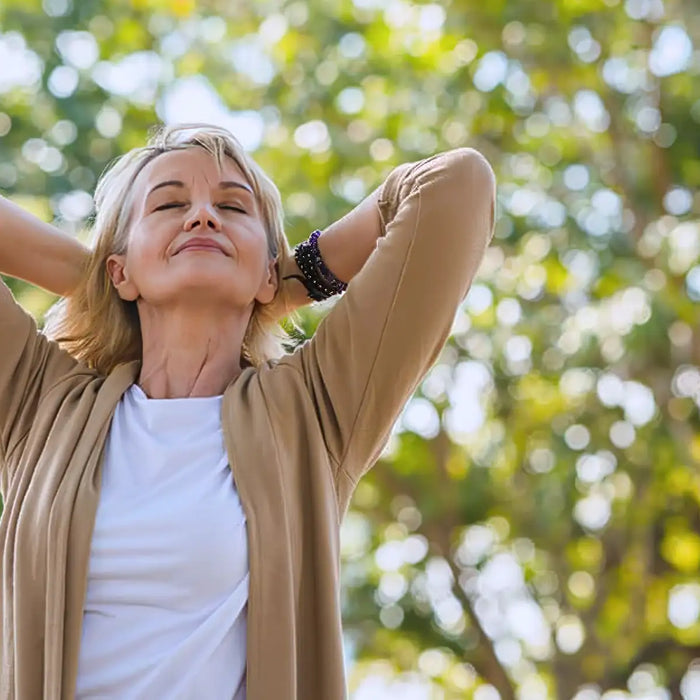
[126,226,166,264]
[237,224,270,264]
[248,242,273,281]
[121,240,163,288]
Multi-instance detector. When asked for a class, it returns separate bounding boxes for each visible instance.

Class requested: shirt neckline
[130,383,224,403]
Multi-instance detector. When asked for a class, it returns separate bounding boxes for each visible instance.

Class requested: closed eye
[154,203,246,213]
[155,202,185,211]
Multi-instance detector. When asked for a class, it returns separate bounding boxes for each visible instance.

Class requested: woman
[0,123,496,699]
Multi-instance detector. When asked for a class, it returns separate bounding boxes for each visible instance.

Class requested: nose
[184,203,222,232]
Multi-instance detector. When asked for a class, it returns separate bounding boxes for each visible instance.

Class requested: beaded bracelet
[283,229,348,302]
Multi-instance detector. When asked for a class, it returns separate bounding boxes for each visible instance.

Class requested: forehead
[136,147,251,194]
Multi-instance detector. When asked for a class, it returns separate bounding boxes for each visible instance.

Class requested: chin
[180,276,249,297]
[138,258,261,307]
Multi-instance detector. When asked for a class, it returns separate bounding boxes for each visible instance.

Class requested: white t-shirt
[76,383,249,699]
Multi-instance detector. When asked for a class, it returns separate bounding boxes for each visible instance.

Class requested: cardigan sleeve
[283,147,496,487]
[0,280,77,468]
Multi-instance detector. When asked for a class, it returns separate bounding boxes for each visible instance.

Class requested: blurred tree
[1,0,699,696]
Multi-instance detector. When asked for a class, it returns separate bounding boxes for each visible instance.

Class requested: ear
[106,254,140,302]
[255,256,278,305]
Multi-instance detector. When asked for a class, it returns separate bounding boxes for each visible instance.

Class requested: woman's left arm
[280,147,497,490]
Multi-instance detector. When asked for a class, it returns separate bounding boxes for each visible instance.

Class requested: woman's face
[107,147,277,312]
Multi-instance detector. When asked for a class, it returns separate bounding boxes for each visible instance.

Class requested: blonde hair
[45,123,298,376]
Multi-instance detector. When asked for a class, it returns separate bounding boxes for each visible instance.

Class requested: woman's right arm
[0,195,89,295]
[0,196,85,472]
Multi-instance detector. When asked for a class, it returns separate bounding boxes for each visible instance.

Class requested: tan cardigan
[0,148,495,699]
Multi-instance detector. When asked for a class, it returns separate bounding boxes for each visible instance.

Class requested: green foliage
[1,0,699,696]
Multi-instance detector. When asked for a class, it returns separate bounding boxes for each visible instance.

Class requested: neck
[136,302,252,399]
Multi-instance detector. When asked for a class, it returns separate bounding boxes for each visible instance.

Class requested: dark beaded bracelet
[283,229,348,302]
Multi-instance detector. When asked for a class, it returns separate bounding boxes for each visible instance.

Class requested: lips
[174,237,228,256]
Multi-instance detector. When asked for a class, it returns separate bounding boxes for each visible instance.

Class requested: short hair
[44,123,297,376]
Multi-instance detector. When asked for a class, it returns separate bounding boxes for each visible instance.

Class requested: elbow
[404,146,496,224]
[440,147,497,245]
[447,147,496,196]
[401,147,496,256]
[379,146,497,252]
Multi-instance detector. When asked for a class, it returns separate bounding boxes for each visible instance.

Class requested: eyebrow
[146,180,254,198]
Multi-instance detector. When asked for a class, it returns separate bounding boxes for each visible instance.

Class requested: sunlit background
[1,0,699,697]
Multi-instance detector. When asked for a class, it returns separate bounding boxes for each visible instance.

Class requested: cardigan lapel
[221,368,298,699]
[60,361,141,699]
